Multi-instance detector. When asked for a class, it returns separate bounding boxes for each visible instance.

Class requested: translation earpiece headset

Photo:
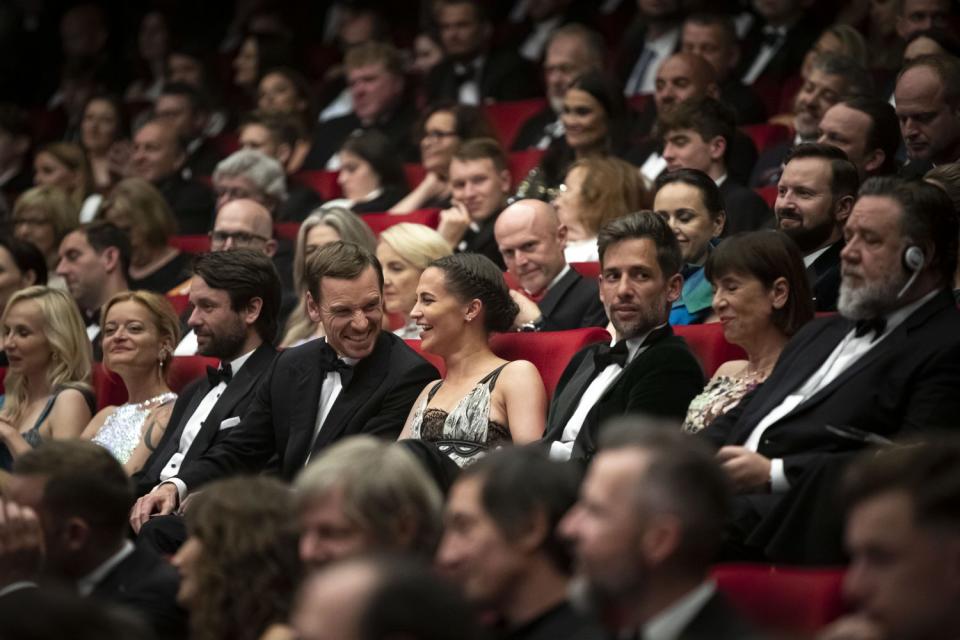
[897,245,925,299]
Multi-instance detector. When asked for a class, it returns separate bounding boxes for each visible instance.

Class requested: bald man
[630,53,758,185]
[494,199,607,332]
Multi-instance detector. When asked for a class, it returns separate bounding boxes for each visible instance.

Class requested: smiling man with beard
[774,143,860,311]
[698,176,960,562]
[542,211,704,462]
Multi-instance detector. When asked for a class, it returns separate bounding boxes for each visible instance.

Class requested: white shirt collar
[643,581,716,640]
[875,288,939,334]
[76,540,135,596]
[228,348,257,374]
[803,244,833,268]
[615,322,667,364]
[714,173,728,187]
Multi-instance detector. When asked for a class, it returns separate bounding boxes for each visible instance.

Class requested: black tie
[206,362,233,386]
[321,343,354,387]
[854,317,887,342]
[762,26,786,47]
[594,341,629,370]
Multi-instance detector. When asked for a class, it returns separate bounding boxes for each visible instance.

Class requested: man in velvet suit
[134,242,438,523]
[495,199,607,332]
[542,212,704,462]
[700,177,960,558]
[774,143,860,312]
[132,249,281,499]
[561,423,759,639]
[736,0,822,86]
[1,441,186,640]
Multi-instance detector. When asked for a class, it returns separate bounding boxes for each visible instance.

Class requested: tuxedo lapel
[538,268,578,319]
[144,381,209,479]
[283,353,326,470]
[544,348,602,441]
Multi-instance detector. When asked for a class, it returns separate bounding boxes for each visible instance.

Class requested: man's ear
[276,142,293,167]
[242,295,264,328]
[708,135,727,164]
[514,508,550,555]
[863,149,885,174]
[101,246,121,274]
[305,291,322,323]
[640,513,683,567]
[556,222,568,245]
[264,238,278,258]
[498,169,512,196]
[666,272,683,304]
[706,82,720,100]
[834,194,855,226]
[62,516,92,553]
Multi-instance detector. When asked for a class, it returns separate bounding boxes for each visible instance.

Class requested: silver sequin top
[92,392,177,464]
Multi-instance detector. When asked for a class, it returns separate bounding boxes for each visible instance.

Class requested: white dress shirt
[549,328,661,461]
[174,329,198,356]
[76,540,135,597]
[745,290,938,491]
[624,28,680,96]
[643,581,717,640]
[161,349,257,500]
[741,25,788,84]
[304,343,358,465]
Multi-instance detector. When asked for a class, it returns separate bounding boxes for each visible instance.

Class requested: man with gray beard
[698,177,960,561]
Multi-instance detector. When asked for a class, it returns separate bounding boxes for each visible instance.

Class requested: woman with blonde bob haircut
[0,286,94,470]
[82,290,180,474]
[280,207,376,347]
[553,156,648,262]
[12,185,80,285]
[32,141,102,221]
[377,223,452,338]
[99,178,192,293]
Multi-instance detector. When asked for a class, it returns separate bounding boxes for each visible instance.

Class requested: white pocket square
[219,417,241,431]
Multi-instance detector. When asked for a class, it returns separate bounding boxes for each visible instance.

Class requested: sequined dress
[682,371,764,434]
[410,364,510,467]
[92,391,177,464]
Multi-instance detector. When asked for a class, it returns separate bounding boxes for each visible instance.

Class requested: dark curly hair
[429,253,518,333]
[182,476,302,640]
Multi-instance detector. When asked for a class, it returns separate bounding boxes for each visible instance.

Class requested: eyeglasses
[13,216,51,227]
[421,129,458,142]
[208,230,270,246]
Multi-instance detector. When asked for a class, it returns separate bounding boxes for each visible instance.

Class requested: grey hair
[213,149,288,204]
[810,53,874,99]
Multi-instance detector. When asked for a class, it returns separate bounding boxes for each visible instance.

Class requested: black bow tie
[854,317,887,342]
[206,362,233,386]
[321,343,355,386]
[762,26,787,46]
[594,341,629,370]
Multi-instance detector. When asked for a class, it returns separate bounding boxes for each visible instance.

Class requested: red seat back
[166,294,192,316]
[0,366,6,394]
[570,261,600,280]
[755,185,778,208]
[741,123,791,154]
[507,149,545,185]
[292,170,341,201]
[274,221,300,241]
[482,98,548,148]
[403,164,427,189]
[672,323,746,377]
[92,364,128,410]
[169,235,211,254]
[403,339,447,377]
[93,356,218,410]
[167,356,219,393]
[362,209,441,237]
[711,564,847,634]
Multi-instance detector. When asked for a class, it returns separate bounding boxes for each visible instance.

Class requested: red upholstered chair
[508,149,545,185]
[169,235,211,254]
[483,98,548,148]
[292,170,341,201]
[0,367,6,394]
[362,209,441,237]
[627,94,652,112]
[741,123,792,154]
[93,357,217,410]
[274,222,300,241]
[166,294,192,316]
[672,323,746,378]
[489,327,610,401]
[167,355,218,393]
[755,185,778,208]
[570,262,600,280]
[711,564,847,634]
[403,164,428,189]
[403,339,447,377]
[92,364,128,410]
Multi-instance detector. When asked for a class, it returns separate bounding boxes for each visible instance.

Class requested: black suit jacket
[155,173,216,235]
[700,290,960,486]
[538,267,607,331]
[807,240,843,312]
[177,332,438,487]
[662,591,762,640]
[627,130,758,187]
[719,180,774,235]
[132,344,278,497]
[720,79,767,126]
[512,106,559,151]
[301,102,420,170]
[543,325,704,460]
[91,544,188,640]
[748,141,791,188]
[736,16,822,85]
[425,49,540,104]
[460,211,506,269]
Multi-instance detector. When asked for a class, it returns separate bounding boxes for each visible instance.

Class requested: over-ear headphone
[903,245,925,272]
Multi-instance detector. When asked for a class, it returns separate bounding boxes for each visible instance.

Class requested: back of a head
[14,440,133,541]
[296,436,443,558]
[811,52,874,99]
[192,249,282,344]
[597,210,682,278]
[598,417,730,574]
[897,54,960,108]
[427,253,519,333]
[378,223,452,271]
[102,177,177,248]
[0,234,48,286]
[839,96,902,176]
[0,587,155,640]
[340,130,407,192]
[81,220,133,277]
[572,156,648,235]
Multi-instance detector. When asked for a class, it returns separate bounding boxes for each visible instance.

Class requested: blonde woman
[82,291,180,475]
[0,286,94,470]
[12,185,80,288]
[32,142,102,221]
[280,207,376,347]
[99,178,192,293]
[376,223,452,338]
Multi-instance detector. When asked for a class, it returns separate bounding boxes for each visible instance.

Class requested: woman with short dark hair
[399,253,546,466]
[682,231,814,433]
[324,130,408,213]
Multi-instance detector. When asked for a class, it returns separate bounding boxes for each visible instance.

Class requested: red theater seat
[93,356,217,410]
[293,170,341,201]
[673,323,746,377]
[570,262,600,280]
[741,123,791,154]
[166,294,191,316]
[755,185,778,208]
[169,235,211,254]
[712,564,846,634]
[363,209,441,236]
[483,98,548,148]
[508,149,545,185]
[403,164,427,189]
[274,222,300,241]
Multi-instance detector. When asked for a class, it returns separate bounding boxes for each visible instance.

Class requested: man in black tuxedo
[774,143,860,312]
[154,82,223,179]
[616,0,683,97]
[512,24,605,151]
[425,0,539,105]
[0,441,186,640]
[561,422,760,639]
[495,198,607,331]
[130,118,216,235]
[301,42,419,170]
[736,0,822,86]
[542,211,704,462]
[133,242,438,522]
[132,249,281,500]
[895,55,960,179]
[750,53,873,187]
[658,97,773,234]
[681,13,767,125]
[700,177,960,559]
